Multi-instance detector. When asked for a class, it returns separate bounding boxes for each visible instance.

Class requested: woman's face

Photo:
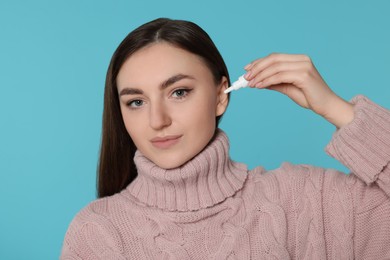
[117,42,228,169]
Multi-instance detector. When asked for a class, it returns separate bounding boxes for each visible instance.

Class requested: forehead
[117,43,212,88]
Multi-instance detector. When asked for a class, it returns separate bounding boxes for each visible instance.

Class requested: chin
[155,163,180,170]
[152,154,191,170]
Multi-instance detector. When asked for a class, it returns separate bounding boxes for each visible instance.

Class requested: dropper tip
[224,87,234,94]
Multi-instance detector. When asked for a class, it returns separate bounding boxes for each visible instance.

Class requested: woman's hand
[244,53,355,128]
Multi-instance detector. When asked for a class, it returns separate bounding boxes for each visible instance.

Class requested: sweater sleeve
[322,95,390,259]
[325,95,390,195]
[60,200,126,260]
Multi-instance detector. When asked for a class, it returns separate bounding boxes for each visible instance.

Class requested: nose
[149,102,172,130]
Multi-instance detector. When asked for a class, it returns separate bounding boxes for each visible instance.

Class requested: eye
[172,89,191,99]
[127,99,144,108]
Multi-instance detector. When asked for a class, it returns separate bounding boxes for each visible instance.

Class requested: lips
[150,135,182,149]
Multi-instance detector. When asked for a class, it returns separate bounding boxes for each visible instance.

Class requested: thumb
[266,84,309,108]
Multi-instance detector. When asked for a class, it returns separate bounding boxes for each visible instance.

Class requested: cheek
[198,93,218,119]
[179,94,217,128]
[121,109,145,142]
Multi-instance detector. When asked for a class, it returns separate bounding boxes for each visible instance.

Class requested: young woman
[61,18,390,259]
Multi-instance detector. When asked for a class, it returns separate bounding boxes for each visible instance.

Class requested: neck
[125,130,248,212]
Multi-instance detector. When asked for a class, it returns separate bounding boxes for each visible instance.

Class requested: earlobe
[216,76,229,116]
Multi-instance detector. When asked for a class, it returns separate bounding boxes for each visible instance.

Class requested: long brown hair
[98,18,231,198]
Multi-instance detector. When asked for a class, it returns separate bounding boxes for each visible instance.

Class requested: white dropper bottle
[224,75,249,94]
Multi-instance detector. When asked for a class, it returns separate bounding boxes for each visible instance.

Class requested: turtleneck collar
[125,130,248,212]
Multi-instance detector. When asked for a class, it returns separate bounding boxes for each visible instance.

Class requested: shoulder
[65,190,135,233]
[248,162,325,193]
[61,193,130,257]
[246,162,387,213]
[245,162,361,209]
[64,196,119,240]
[238,162,324,215]
[247,161,362,197]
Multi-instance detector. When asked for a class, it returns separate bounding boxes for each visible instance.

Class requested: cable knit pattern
[61,95,390,259]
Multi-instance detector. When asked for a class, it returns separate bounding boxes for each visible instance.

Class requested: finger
[244,63,253,70]
[266,84,309,108]
[248,61,309,87]
[256,70,303,89]
[244,57,264,71]
[246,53,310,80]
[244,54,293,76]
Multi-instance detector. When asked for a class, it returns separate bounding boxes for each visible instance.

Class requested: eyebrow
[119,74,195,96]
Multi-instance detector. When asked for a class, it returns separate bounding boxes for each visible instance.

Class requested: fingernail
[244,71,251,79]
[248,80,255,86]
[244,63,251,70]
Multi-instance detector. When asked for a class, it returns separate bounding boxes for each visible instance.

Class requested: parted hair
[98,18,231,198]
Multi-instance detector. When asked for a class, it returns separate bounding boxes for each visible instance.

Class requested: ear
[216,76,229,116]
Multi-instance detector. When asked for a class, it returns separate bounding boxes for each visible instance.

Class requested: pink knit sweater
[61,95,390,259]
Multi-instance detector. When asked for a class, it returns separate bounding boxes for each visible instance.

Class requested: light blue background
[1,0,389,259]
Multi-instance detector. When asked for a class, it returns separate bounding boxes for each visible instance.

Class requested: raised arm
[244,54,390,258]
